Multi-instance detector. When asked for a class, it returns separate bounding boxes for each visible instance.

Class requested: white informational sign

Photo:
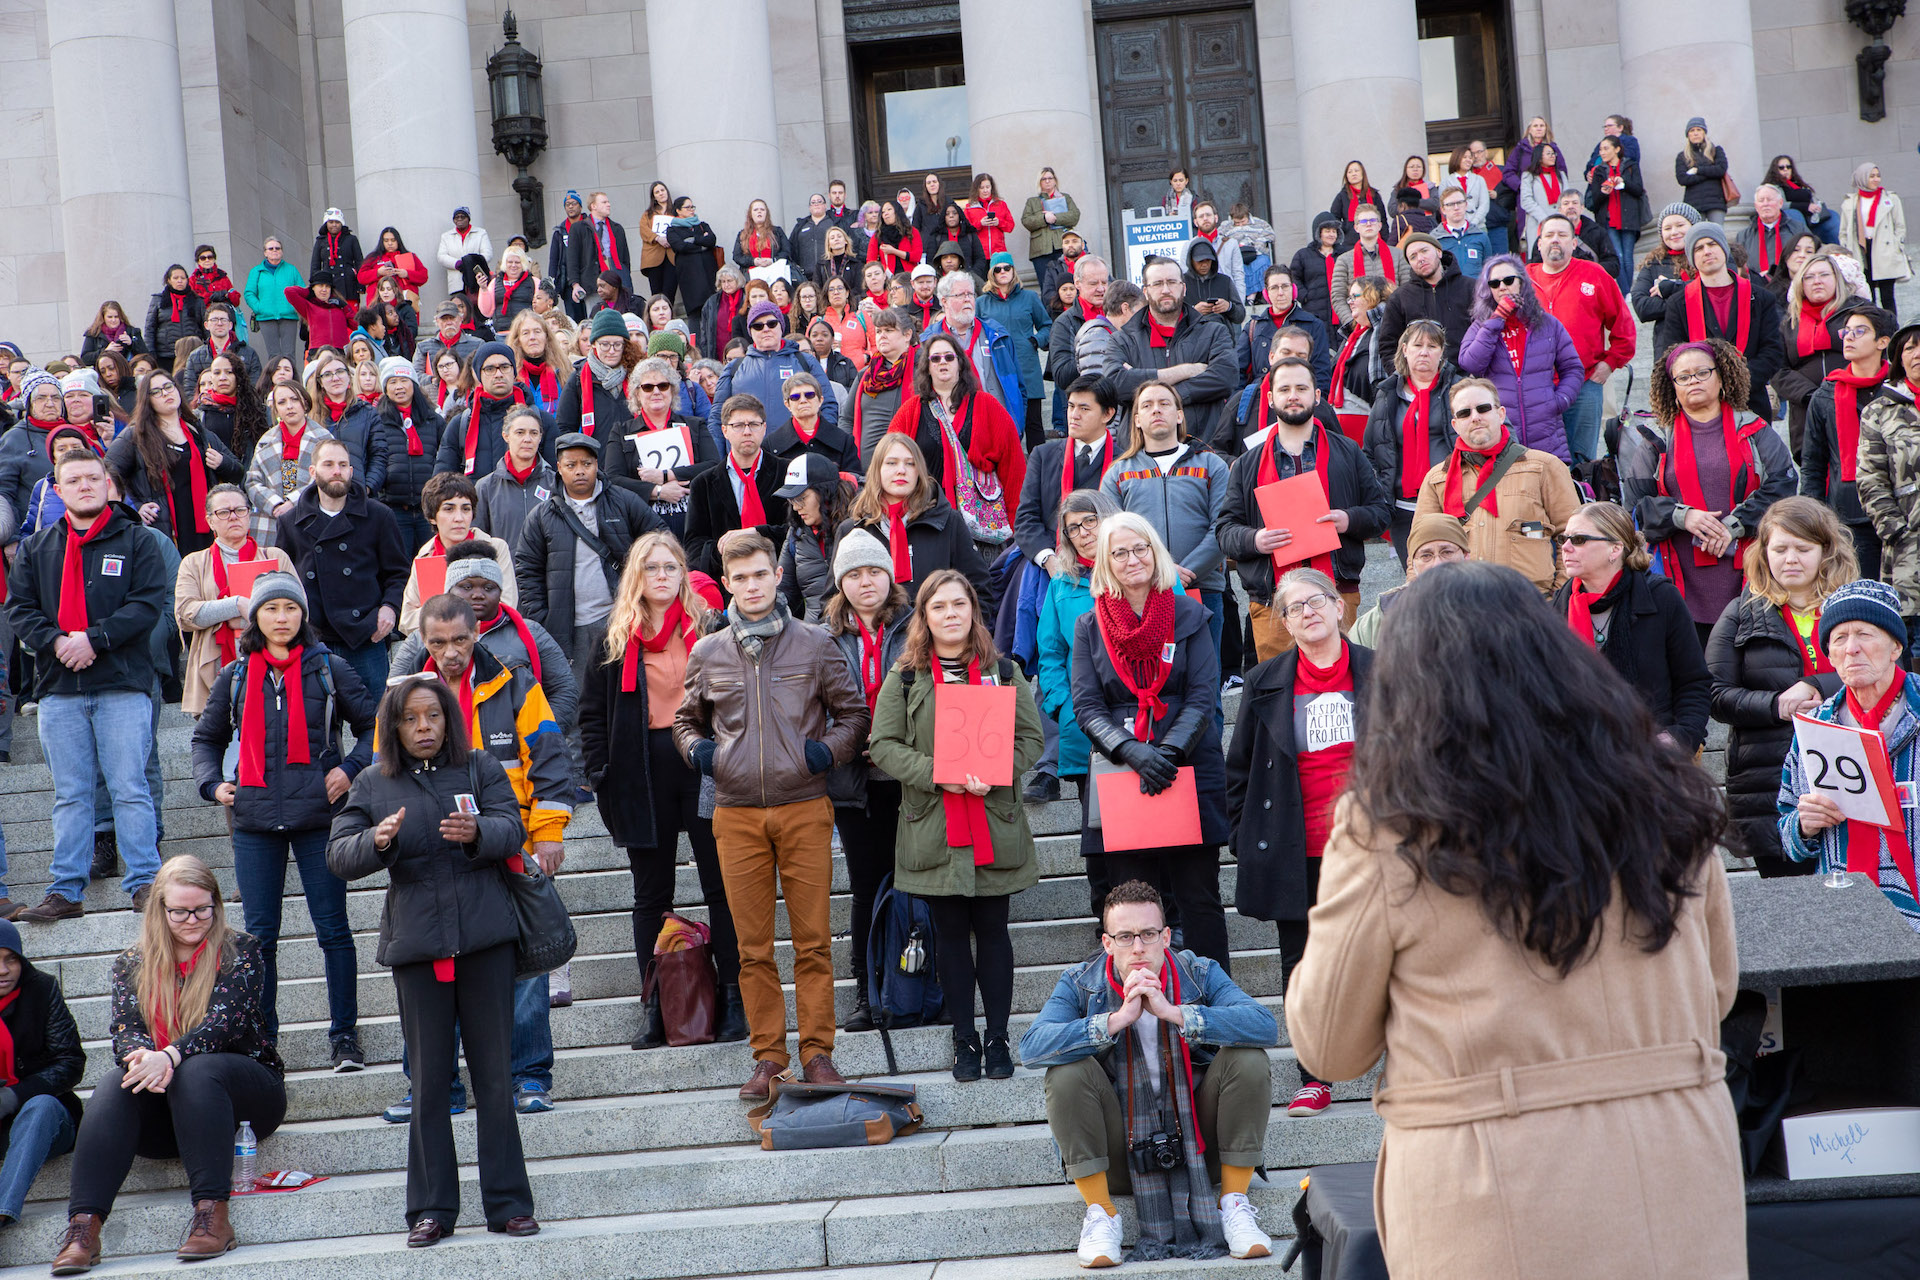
[1782,1108,1920,1180]
[651,215,673,238]
[1120,209,1192,285]
[1793,713,1902,827]
[627,425,694,475]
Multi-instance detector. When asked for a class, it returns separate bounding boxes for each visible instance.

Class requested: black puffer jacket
[1706,590,1845,862]
[1217,427,1391,599]
[836,495,993,614]
[0,950,85,1130]
[144,286,206,358]
[327,746,525,968]
[191,644,377,833]
[1374,251,1475,363]
[370,398,448,520]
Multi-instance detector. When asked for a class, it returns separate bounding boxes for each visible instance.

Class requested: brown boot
[50,1213,102,1275]
[176,1199,236,1261]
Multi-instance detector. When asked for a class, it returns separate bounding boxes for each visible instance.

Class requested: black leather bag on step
[468,755,579,978]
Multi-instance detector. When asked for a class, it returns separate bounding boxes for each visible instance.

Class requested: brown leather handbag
[641,912,716,1046]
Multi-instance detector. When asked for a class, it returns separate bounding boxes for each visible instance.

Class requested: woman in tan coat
[1288,561,1746,1280]
[174,483,294,714]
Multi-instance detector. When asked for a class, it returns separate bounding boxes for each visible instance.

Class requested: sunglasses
[636,382,671,393]
[787,390,818,401]
[749,320,781,331]
[927,352,959,364]
[1486,275,1520,289]
[196,255,215,263]
[1560,533,1618,548]
[1452,402,1498,419]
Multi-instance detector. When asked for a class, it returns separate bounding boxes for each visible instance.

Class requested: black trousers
[1849,522,1883,586]
[641,262,678,308]
[1275,857,1325,1087]
[1024,397,1046,450]
[69,1053,286,1215]
[629,729,740,985]
[393,942,531,1229]
[834,779,901,985]
[1107,846,1230,972]
[926,893,1015,1040]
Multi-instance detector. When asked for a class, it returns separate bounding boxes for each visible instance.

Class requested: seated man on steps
[1018,879,1278,1268]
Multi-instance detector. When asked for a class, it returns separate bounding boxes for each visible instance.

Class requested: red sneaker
[1287,1083,1332,1116]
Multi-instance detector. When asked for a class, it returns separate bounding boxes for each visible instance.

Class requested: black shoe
[1022,772,1060,803]
[630,983,664,1051]
[984,1034,1014,1079]
[952,1031,982,1083]
[843,987,875,1033]
[715,982,749,1043]
[90,830,118,882]
[331,1033,365,1073]
[572,785,595,809]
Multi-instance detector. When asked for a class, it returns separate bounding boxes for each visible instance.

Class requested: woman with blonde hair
[505,309,562,414]
[1775,251,1855,456]
[1551,501,1711,752]
[52,856,286,1271]
[1070,511,1232,968]
[350,358,382,405]
[867,568,1044,1080]
[299,347,382,490]
[477,245,537,324]
[1707,496,1859,874]
[840,430,991,607]
[580,532,744,1048]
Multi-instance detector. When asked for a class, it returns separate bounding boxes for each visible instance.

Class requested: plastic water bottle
[232,1122,257,1194]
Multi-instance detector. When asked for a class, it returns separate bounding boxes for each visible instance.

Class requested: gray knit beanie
[247,570,308,623]
[1659,202,1702,225]
[833,527,895,585]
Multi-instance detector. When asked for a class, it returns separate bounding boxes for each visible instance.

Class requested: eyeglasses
[1486,275,1521,289]
[1281,592,1336,620]
[320,367,349,380]
[1452,402,1498,419]
[1559,533,1618,548]
[1102,929,1165,949]
[1840,327,1876,340]
[164,905,215,923]
[208,506,249,519]
[642,562,682,576]
[727,419,766,430]
[749,320,781,331]
[1354,217,1382,228]
[927,352,959,365]
[1065,518,1101,539]
[636,382,671,393]
[787,389,818,402]
[1671,368,1717,386]
[480,361,514,375]
[1109,544,1154,563]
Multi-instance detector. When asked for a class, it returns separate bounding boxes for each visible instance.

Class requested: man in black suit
[683,395,790,585]
[566,191,633,306]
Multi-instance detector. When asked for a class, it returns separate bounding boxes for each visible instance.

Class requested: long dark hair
[1346,562,1726,976]
[209,352,268,461]
[911,332,981,404]
[127,370,203,500]
[1468,253,1547,327]
[376,226,409,255]
[375,675,471,778]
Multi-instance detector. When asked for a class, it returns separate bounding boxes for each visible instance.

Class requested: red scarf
[1328,324,1367,410]
[167,290,187,324]
[57,508,114,632]
[1755,219,1783,272]
[1828,364,1889,484]
[1104,953,1203,1153]
[426,657,476,734]
[151,939,212,1051]
[1862,189,1884,233]
[1440,426,1513,518]
[1605,164,1625,229]
[1267,303,1294,327]
[622,598,696,692]
[280,420,305,463]
[1500,315,1530,381]
[0,988,19,1087]
[885,500,913,582]
[593,219,622,272]
[1257,423,1336,577]
[1352,240,1394,284]
[1684,276,1751,351]
[1797,302,1834,359]
[1539,169,1561,206]
[854,614,886,709]
[209,538,260,665]
[791,414,818,445]
[428,529,475,557]
[731,454,765,526]
[1077,297,1100,323]
[322,395,349,425]
[1781,604,1834,677]
[1844,669,1917,896]
[1147,313,1178,348]
[1567,570,1621,648]
[357,390,381,406]
[1095,588,1176,741]
[936,656,997,866]
[324,230,342,266]
[237,646,310,788]
[1396,383,1434,501]
[399,409,422,456]
[504,454,538,484]
[477,604,541,683]
[521,359,558,408]
[1344,186,1365,221]
[1323,248,1338,312]
[162,427,213,536]
[1669,404,1755,567]
[1063,435,1110,530]
[201,391,236,410]
[463,386,525,473]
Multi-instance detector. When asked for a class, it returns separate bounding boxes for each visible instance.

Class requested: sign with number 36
[1794,713,1903,827]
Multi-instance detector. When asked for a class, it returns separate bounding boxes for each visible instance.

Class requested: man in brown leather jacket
[674,528,870,1100]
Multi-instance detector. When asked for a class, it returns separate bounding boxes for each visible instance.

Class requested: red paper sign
[932,683,1017,787]
[415,555,448,600]
[1095,766,1202,851]
[1254,473,1342,567]
[222,560,278,600]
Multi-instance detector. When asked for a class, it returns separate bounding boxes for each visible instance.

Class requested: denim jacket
[1017,947,1278,1070]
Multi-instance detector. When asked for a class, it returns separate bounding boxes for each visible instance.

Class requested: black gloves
[689,740,716,775]
[804,739,833,774]
[1117,738,1178,795]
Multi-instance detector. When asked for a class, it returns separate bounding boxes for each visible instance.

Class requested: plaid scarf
[1106,953,1226,1261]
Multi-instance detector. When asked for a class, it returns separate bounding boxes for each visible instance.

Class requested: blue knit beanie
[1818,579,1907,653]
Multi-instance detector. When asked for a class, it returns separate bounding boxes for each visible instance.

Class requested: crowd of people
[0,109,1912,1274]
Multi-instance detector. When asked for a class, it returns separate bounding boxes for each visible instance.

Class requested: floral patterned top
[109,932,284,1077]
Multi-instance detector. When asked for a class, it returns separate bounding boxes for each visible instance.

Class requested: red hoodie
[285,285,353,351]
[1527,257,1636,376]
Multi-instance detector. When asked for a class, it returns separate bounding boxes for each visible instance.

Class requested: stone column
[648,0,782,257]
[1616,0,1762,212]
[957,0,1111,267]
[1290,0,1426,236]
[341,0,484,293]
[48,0,195,326]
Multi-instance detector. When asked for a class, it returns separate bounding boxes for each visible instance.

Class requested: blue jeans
[1607,229,1637,296]
[0,1095,75,1221]
[230,826,358,1039]
[1562,378,1606,467]
[333,638,390,696]
[93,677,164,844]
[39,690,159,902]
[1809,208,1843,246]
[1199,589,1226,730]
[399,972,552,1093]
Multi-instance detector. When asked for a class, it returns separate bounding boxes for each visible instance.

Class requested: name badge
[778,367,793,381]
[463,457,476,475]
[100,556,123,577]
[1900,782,1919,810]
[453,793,480,815]
[534,486,550,502]
[1162,642,1176,664]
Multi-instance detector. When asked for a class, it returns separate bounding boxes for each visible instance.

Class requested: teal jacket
[979,281,1053,401]
[244,259,306,323]
[1036,570,1096,776]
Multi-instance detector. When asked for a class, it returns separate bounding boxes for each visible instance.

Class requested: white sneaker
[1076,1202,1123,1268]
[1219,1191,1272,1260]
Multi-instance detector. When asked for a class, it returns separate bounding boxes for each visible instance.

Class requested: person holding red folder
[1224,567,1371,1118]
[1070,513,1232,970]
[174,483,293,715]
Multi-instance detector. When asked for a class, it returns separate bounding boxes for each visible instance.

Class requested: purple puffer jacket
[1456,312,1587,462]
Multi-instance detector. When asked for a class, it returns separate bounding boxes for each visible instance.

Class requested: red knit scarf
[504,455,538,484]
[1684,276,1751,350]
[1440,425,1513,518]
[731,454,765,526]
[428,529,475,557]
[1396,383,1434,501]
[167,290,187,324]
[463,386,525,473]
[322,395,349,425]
[593,219,622,272]
[399,408,422,456]
[1352,240,1394,284]
[622,598,695,692]
[885,500,913,582]
[1828,363,1889,483]
[935,656,997,866]
[1861,189,1884,233]
[477,605,541,683]
[162,426,213,536]
[1755,219,1784,272]
[521,359,558,409]
[57,508,113,632]
[1095,588,1176,741]
[151,939,212,1050]
[1539,169,1561,206]
[209,538,259,665]
[1669,403,1754,567]
[1605,165,1624,229]
[1328,324,1367,410]
[1147,313,1178,348]
[1797,302,1834,359]
[854,614,886,709]
[1104,953,1203,1153]
[280,421,305,463]
[1257,422,1336,577]
[1567,570,1622,648]
[1500,315,1529,383]
[426,657,476,735]
[238,646,309,788]
[1781,604,1834,677]
[202,391,236,410]
[1844,669,1916,896]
